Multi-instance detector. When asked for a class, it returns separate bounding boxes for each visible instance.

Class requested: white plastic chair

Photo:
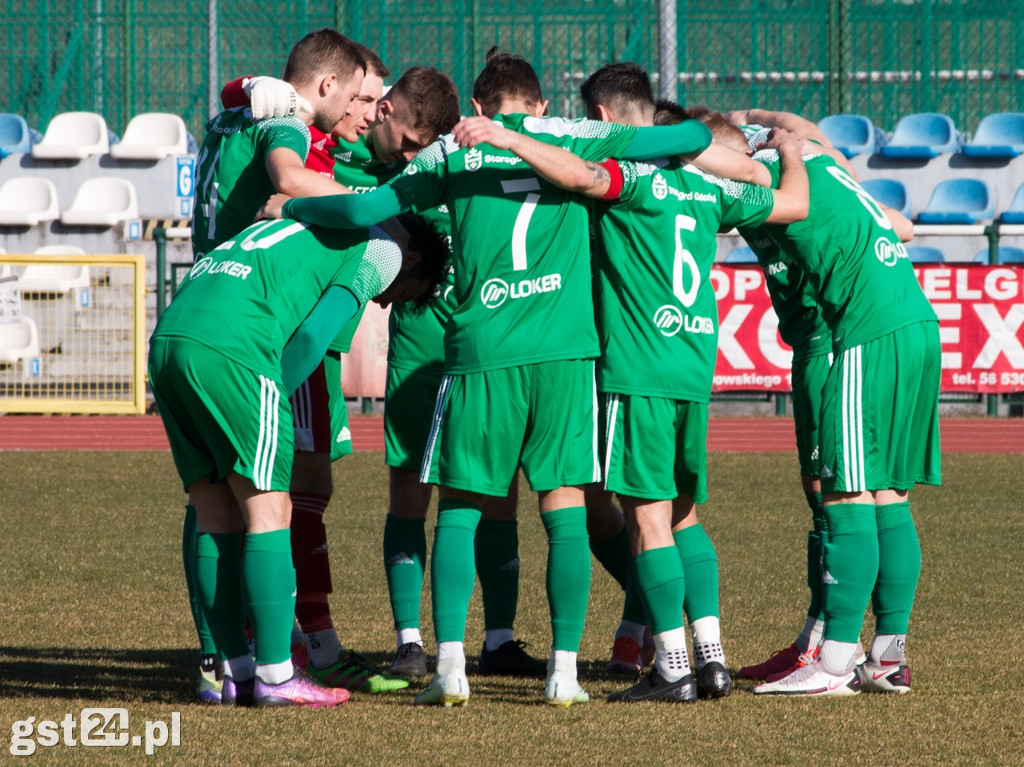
[31,112,111,160]
[0,177,60,225]
[60,177,138,226]
[110,112,190,160]
[15,246,91,309]
[0,315,41,376]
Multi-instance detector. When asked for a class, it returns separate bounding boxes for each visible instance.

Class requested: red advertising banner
[711,265,1024,394]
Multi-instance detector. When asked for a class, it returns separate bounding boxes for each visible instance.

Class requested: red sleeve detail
[220,77,251,109]
[305,126,338,175]
[599,158,623,200]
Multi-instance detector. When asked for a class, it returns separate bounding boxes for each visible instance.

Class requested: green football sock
[542,506,591,652]
[674,525,720,622]
[194,531,249,660]
[475,518,519,632]
[590,525,648,625]
[821,504,878,643]
[431,500,481,643]
[590,525,629,589]
[242,529,297,666]
[805,491,827,620]
[633,546,686,635]
[622,562,649,626]
[382,514,427,631]
[872,501,921,635]
[183,505,218,656]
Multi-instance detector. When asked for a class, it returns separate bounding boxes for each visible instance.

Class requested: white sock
[397,628,423,648]
[223,653,255,682]
[548,650,578,682]
[819,639,859,674]
[690,616,725,668]
[436,641,465,662]
[652,627,690,683]
[436,642,466,677]
[614,619,646,645]
[484,628,514,652]
[305,628,344,669]
[256,659,294,685]
[290,621,304,646]
[869,634,906,665]
[796,616,825,652]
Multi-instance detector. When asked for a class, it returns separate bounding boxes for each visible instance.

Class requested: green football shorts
[323,354,353,462]
[384,364,443,473]
[149,336,294,492]
[819,321,941,493]
[791,351,831,478]
[600,392,709,503]
[421,359,600,496]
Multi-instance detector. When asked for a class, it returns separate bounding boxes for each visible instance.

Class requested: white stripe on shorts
[603,392,620,491]
[841,346,865,492]
[255,375,280,491]
[419,374,452,484]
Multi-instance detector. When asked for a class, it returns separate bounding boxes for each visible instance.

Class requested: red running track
[0,415,1020,453]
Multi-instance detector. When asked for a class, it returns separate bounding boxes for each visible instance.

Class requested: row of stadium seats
[5,110,1019,163]
[860,178,1024,224]
[0,112,197,161]
[0,177,139,227]
[818,112,1024,159]
[724,244,1024,265]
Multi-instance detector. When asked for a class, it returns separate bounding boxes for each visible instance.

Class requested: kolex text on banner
[710,265,1024,394]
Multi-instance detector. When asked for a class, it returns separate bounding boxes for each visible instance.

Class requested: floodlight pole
[658,0,678,102]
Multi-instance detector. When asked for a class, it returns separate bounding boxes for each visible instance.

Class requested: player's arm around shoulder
[685,142,774,187]
[762,130,810,225]
[452,115,611,198]
[266,146,354,198]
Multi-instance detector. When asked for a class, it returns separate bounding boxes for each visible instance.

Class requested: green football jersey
[328,134,404,354]
[741,230,832,362]
[595,159,775,401]
[192,109,310,260]
[332,134,403,192]
[330,133,455,359]
[748,152,936,351]
[154,219,400,373]
[389,114,642,373]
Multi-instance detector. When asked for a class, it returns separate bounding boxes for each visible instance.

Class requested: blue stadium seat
[879,113,962,158]
[0,113,32,156]
[817,114,881,158]
[973,246,1024,265]
[917,179,994,224]
[961,112,1024,158]
[860,178,913,219]
[724,246,759,264]
[1000,183,1024,223]
[906,246,946,264]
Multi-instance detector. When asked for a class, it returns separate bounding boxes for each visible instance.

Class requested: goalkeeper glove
[243,76,313,120]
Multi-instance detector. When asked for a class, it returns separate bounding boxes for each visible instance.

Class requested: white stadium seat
[110,112,190,160]
[0,177,60,225]
[60,177,138,226]
[0,315,41,376]
[19,247,90,296]
[31,111,110,160]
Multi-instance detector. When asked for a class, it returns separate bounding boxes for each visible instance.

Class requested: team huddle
[148,27,941,708]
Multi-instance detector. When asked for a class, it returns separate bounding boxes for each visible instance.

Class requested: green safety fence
[3,0,1022,144]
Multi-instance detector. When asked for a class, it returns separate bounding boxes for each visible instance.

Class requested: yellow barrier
[0,253,147,414]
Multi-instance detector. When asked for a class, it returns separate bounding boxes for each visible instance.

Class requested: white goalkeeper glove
[243,76,313,120]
